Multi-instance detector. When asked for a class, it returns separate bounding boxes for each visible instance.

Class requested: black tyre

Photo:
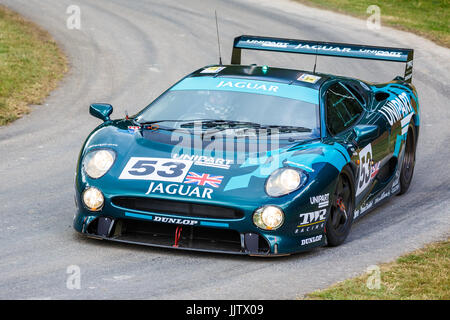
[398,124,416,195]
[326,166,355,247]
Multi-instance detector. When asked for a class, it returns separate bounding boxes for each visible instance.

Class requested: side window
[326,82,364,135]
[344,82,367,107]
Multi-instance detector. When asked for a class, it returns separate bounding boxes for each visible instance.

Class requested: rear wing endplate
[231,35,414,82]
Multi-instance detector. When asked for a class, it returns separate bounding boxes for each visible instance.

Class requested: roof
[189,65,331,90]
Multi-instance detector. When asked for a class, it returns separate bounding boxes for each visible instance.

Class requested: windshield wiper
[261,125,312,133]
[134,119,220,131]
[135,119,313,137]
[180,119,262,129]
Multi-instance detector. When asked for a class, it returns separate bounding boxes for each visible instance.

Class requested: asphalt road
[0,0,449,299]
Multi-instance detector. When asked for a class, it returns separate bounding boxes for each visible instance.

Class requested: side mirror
[89,103,113,122]
[353,125,379,145]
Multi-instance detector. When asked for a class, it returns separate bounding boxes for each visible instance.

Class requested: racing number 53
[356,144,373,196]
[119,157,193,182]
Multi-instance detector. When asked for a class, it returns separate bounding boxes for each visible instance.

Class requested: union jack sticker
[184,172,224,188]
[128,126,140,134]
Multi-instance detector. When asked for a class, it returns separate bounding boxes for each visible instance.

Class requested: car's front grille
[84,217,271,255]
[111,197,244,220]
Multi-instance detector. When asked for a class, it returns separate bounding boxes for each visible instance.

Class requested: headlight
[82,187,104,211]
[253,206,284,230]
[83,149,116,179]
[265,167,307,197]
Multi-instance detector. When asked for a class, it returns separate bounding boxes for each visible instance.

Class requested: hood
[83,120,349,205]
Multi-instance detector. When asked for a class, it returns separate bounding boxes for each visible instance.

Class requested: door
[324,81,383,199]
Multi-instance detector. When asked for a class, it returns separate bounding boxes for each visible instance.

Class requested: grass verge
[305,239,450,300]
[293,0,450,48]
[0,4,67,126]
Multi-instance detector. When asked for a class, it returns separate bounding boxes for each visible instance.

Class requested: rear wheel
[326,166,355,247]
[399,124,416,195]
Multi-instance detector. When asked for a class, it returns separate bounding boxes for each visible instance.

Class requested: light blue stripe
[171,77,319,104]
[200,221,229,228]
[125,212,153,220]
[125,211,228,228]
[393,135,403,157]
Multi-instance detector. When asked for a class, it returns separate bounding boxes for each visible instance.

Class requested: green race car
[74,35,419,256]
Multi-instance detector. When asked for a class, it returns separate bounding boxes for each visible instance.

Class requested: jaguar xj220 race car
[74,35,419,256]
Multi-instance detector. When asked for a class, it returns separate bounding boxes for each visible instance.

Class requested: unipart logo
[245,39,289,48]
[379,92,413,126]
[310,194,330,208]
[359,49,402,57]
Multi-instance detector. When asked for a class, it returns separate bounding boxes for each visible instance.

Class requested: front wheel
[326,166,355,247]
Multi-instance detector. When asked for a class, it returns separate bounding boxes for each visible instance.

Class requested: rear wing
[231,35,414,83]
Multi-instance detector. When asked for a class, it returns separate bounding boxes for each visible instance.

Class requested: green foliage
[0,5,67,126]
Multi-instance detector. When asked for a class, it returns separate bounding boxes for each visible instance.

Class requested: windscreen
[136,78,321,139]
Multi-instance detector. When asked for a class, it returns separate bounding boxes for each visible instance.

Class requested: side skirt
[353,169,401,220]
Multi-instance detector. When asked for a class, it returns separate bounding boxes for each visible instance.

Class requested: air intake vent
[112,197,244,220]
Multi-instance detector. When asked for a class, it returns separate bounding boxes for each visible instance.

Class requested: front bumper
[74,191,328,256]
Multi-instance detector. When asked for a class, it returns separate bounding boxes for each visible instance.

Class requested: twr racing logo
[295,209,326,234]
[299,209,327,226]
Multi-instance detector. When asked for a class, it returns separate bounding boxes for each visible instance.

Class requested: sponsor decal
[356,143,373,196]
[119,157,193,182]
[296,209,326,234]
[216,80,279,92]
[125,212,228,227]
[371,161,380,179]
[145,182,214,199]
[184,172,223,188]
[391,170,400,193]
[128,126,140,134]
[153,216,198,226]
[200,66,226,74]
[294,43,352,53]
[354,201,373,219]
[173,154,233,169]
[374,190,390,205]
[297,73,321,84]
[245,39,289,48]
[301,235,323,246]
[143,124,159,132]
[379,92,413,126]
[360,49,402,58]
[299,209,327,226]
[292,44,403,58]
[295,222,324,234]
[391,182,400,193]
[310,194,329,209]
